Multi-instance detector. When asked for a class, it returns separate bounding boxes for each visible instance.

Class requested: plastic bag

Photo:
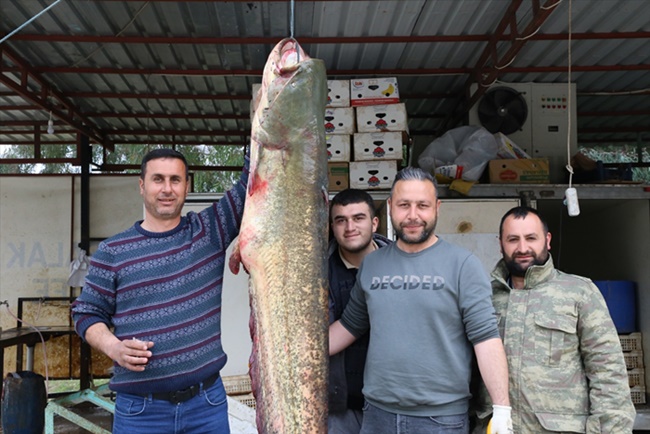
[418,126,500,182]
[67,247,90,287]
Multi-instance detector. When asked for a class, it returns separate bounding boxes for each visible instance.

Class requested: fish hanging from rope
[229,38,329,434]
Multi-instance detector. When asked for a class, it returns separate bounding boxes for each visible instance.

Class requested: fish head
[252,38,328,154]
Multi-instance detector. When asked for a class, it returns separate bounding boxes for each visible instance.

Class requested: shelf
[428,183,650,201]
[188,184,650,202]
[635,405,650,430]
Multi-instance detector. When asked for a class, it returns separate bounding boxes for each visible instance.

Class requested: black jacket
[328,233,391,412]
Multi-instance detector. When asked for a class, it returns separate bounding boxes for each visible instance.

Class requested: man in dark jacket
[328,188,391,434]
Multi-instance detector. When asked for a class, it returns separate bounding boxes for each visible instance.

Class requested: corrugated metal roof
[1,0,648,167]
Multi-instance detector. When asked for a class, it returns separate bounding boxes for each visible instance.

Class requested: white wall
[183,199,251,377]
[437,199,520,275]
[0,174,142,375]
[1,177,73,313]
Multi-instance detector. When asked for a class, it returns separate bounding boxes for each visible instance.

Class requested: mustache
[513,251,535,258]
[400,219,424,227]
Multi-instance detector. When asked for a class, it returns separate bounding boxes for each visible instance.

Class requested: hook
[289,0,299,63]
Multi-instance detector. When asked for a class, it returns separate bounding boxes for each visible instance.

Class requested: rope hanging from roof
[289,0,300,63]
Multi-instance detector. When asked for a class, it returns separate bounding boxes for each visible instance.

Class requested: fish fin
[228,240,242,275]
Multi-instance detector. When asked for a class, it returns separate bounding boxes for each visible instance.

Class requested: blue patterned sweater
[72,157,249,394]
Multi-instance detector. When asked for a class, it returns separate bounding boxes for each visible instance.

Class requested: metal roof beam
[98,164,244,172]
[0,140,248,146]
[112,140,249,146]
[65,92,252,100]
[9,32,650,44]
[442,0,562,130]
[88,113,250,120]
[466,0,562,110]
[0,104,40,110]
[108,128,249,136]
[579,126,650,134]
[0,45,112,150]
[30,65,650,77]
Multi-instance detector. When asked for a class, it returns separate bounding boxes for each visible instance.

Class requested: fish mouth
[278,38,306,72]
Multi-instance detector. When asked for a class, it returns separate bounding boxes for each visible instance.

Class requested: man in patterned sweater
[72,148,248,434]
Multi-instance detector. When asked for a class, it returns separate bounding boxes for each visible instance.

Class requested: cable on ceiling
[71,2,150,68]
[0,0,64,45]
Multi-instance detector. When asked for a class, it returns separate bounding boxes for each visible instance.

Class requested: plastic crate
[624,351,644,370]
[619,333,643,352]
[222,375,252,396]
[630,386,646,405]
[628,368,645,388]
[231,392,257,409]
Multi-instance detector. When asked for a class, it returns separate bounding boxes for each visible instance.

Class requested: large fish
[230,38,329,434]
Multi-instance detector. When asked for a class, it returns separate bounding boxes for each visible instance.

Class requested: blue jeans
[113,376,230,434]
[328,407,363,434]
[360,401,469,434]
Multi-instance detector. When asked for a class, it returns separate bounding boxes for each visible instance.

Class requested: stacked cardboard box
[488,133,550,184]
[222,374,256,408]
[619,332,646,404]
[348,77,408,190]
[325,80,352,191]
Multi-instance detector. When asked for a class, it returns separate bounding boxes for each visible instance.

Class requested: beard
[144,195,183,221]
[393,215,438,245]
[503,246,549,277]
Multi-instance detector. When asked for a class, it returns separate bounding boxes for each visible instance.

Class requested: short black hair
[330,188,376,221]
[499,206,549,238]
[140,148,189,180]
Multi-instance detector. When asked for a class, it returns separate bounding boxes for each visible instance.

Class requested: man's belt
[148,372,220,404]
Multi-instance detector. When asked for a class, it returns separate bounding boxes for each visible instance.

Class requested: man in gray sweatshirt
[329,167,512,434]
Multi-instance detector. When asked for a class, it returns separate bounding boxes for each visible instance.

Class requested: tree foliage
[579,144,650,183]
[0,142,247,192]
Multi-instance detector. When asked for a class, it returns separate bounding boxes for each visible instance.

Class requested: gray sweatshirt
[340,238,499,417]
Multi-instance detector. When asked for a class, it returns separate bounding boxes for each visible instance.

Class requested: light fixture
[47,111,54,134]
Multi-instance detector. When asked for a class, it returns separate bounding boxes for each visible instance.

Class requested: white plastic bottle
[565,187,580,217]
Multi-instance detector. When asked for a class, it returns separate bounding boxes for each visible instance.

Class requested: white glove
[489,405,513,434]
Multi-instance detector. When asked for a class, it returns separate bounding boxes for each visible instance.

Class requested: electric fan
[477,86,528,135]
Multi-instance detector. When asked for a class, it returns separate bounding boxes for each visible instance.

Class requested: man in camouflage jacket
[474,206,635,433]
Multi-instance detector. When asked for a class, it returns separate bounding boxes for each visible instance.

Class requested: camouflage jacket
[481,255,635,433]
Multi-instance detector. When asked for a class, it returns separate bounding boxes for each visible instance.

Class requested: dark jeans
[360,401,469,434]
[329,407,363,433]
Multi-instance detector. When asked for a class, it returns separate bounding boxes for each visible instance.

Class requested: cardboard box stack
[619,332,646,404]
[325,80,352,191]
[348,77,408,190]
[222,374,256,408]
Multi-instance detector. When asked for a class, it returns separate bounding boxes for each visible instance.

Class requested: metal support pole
[79,134,92,390]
